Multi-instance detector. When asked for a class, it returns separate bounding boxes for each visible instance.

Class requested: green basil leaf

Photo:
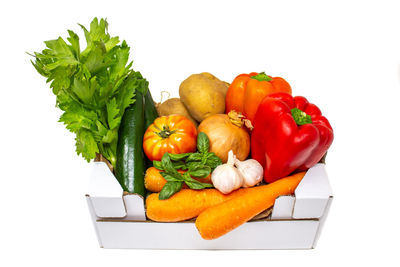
[178,164,188,170]
[161,153,180,176]
[205,153,223,169]
[201,153,208,165]
[185,180,207,190]
[188,166,211,178]
[160,172,183,182]
[172,161,187,170]
[183,172,213,189]
[153,160,164,170]
[186,153,203,162]
[206,152,217,159]
[168,153,192,161]
[159,181,183,200]
[197,132,210,153]
[186,161,201,170]
[154,159,186,170]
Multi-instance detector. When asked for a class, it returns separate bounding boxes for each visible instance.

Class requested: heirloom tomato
[143,115,198,161]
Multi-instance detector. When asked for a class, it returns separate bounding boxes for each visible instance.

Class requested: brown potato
[179,72,229,122]
[156,98,198,126]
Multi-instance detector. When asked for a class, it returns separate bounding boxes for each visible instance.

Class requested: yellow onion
[198,111,250,163]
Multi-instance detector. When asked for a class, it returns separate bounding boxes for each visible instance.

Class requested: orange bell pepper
[225,72,292,124]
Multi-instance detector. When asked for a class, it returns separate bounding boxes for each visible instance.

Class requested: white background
[1,0,399,266]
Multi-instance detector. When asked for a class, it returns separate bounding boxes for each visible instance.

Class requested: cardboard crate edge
[86,162,333,249]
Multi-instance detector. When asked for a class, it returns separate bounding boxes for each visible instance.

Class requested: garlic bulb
[211,150,244,194]
[235,158,263,188]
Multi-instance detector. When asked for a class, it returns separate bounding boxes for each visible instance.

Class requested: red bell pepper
[251,93,334,183]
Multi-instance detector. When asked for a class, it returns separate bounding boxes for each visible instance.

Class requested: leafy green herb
[184,161,196,171]
[168,153,192,161]
[186,132,222,173]
[186,153,203,162]
[157,154,213,199]
[171,161,187,170]
[182,173,213,189]
[205,153,223,169]
[161,153,181,176]
[153,160,164,170]
[153,132,222,177]
[159,181,183,200]
[30,18,147,168]
[153,159,187,171]
[188,165,211,178]
[154,133,224,199]
[197,132,209,154]
[160,172,182,182]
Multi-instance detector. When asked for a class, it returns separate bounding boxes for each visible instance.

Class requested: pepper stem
[291,108,312,126]
[251,72,272,82]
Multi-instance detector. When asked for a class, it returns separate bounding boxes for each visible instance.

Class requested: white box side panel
[88,162,126,218]
[293,164,332,219]
[95,220,319,249]
[123,194,146,221]
[312,196,333,248]
[91,197,126,218]
[86,197,103,248]
[271,196,295,219]
[88,162,123,197]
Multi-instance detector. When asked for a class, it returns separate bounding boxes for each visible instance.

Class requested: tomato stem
[156,125,177,139]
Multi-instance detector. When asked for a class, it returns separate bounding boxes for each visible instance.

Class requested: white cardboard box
[86,162,333,249]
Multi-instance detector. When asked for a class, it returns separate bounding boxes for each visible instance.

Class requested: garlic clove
[211,150,244,194]
[234,158,263,188]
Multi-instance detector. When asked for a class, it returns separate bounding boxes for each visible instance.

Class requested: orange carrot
[144,167,167,192]
[195,172,306,240]
[144,167,212,192]
[146,188,247,222]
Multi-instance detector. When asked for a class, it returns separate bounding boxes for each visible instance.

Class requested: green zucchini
[143,89,159,168]
[115,91,146,196]
[144,89,159,129]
